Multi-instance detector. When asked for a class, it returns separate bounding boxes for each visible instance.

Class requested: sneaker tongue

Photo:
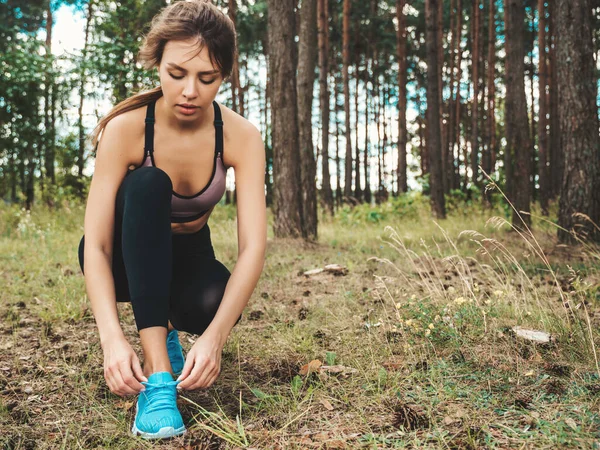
[147,371,174,384]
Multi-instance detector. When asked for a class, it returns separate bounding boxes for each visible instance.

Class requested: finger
[195,365,216,389]
[205,371,219,388]
[178,360,205,390]
[131,356,148,383]
[113,367,137,396]
[104,373,116,395]
[190,362,218,390]
[176,354,195,382]
[120,361,145,393]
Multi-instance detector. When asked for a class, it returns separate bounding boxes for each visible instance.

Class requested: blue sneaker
[131,372,186,439]
[167,329,185,377]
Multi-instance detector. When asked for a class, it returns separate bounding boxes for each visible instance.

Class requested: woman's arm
[177,124,267,390]
[204,126,267,342]
[83,112,147,395]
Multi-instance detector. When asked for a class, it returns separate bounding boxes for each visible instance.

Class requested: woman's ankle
[143,364,173,378]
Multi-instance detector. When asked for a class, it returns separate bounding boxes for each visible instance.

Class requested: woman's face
[158,38,224,122]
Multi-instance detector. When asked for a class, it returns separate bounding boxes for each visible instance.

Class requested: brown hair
[90,0,236,150]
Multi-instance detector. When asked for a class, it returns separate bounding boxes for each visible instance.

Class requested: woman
[77,0,266,440]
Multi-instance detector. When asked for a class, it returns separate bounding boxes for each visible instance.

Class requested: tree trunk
[335,72,342,207]
[342,0,352,200]
[354,58,362,200]
[297,0,318,239]
[484,0,496,193]
[454,0,463,191]
[228,0,240,113]
[504,0,532,229]
[548,0,562,199]
[318,0,334,214]
[445,0,456,194]
[438,0,446,192]
[396,0,408,194]
[471,0,481,186]
[77,0,94,195]
[267,0,303,238]
[556,0,600,242]
[44,1,56,193]
[537,0,549,215]
[426,0,446,218]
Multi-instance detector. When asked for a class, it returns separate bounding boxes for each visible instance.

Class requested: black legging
[78,166,237,335]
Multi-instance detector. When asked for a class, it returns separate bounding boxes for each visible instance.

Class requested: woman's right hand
[102,335,147,396]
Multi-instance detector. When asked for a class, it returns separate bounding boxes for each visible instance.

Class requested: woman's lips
[177,105,198,115]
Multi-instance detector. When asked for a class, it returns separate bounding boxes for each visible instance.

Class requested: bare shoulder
[98,106,146,168]
[219,103,264,170]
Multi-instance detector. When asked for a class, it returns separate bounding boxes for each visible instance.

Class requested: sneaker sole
[131,403,186,439]
[131,423,186,439]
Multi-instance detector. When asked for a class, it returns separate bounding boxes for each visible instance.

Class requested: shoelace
[140,380,180,415]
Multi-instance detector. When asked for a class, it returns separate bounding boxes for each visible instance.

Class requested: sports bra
[130,99,227,224]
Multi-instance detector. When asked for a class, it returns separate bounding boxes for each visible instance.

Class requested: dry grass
[1,196,599,449]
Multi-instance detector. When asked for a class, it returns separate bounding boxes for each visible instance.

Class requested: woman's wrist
[203,326,228,347]
[99,328,127,348]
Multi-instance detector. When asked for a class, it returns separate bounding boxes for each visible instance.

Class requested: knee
[121,167,173,201]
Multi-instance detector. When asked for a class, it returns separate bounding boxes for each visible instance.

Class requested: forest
[2,0,599,241]
[1,0,600,448]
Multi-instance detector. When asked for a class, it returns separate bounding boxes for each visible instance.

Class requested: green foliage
[337,192,430,226]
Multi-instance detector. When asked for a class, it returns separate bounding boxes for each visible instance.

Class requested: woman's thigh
[168,256,232,335]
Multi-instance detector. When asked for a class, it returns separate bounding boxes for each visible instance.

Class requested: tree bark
[77,0,94,195]
[484,0,496,191]
[363,63,371,204]
[548,0,562,199]
[317,0,334,214]
[504,0,532,229]
[537,0,549,215]
[454,0,463,191]
[44,1,56,193]
[471,0,481,186]
[426,0,446,218]
[556,0,600,242]
[297,0,318,239]
[268,0,303,238]
[396,0,408,194]
[354,58,362,200]
[228,0,240,113]
[342,0,352,200]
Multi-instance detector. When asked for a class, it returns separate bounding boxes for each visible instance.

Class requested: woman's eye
[168,74,216,84]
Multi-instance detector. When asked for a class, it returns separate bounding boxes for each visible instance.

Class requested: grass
[0,193,599,449]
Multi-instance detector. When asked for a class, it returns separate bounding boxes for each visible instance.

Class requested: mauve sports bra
[129,99,227,224]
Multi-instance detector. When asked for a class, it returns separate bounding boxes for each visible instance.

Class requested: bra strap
[144,100,156,155]
[212,101,223,157]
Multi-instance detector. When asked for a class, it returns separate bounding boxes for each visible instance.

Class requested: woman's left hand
[176,332,224,390]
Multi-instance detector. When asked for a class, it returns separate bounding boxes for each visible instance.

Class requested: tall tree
[504,0,531,229]
[556,0,600,242]
[317,0,334,214]
[77,0,94,194]
[537,0,549,215]
[483,0,496,188]
[297,0,318,239]
[44,0,56,191]
[396,0,408,194]
[228,0,240,113]
[342,0,353,200]
[425,0,446,218]
[267,0,303,238]
[471,0,481,186]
